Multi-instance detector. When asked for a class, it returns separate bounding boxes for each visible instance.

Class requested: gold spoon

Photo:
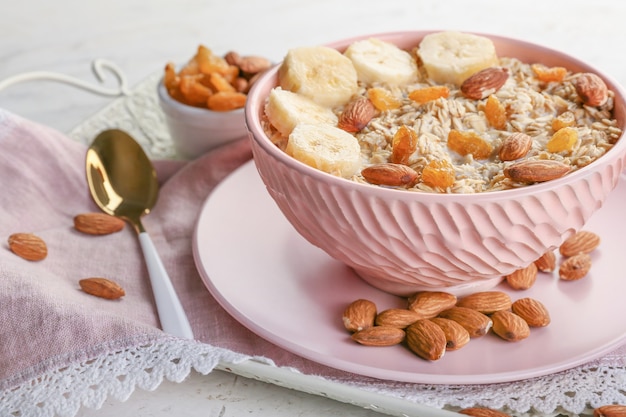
[85,129,194,339]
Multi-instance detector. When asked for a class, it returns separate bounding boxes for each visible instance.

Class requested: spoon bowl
[86,129,193,339]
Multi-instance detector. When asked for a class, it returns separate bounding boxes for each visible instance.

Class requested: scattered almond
[460,67,509,100]
[594,404,626,417]
[505,262,538,290]
[430,317,470,351]
[438,307,493,338]
[79,277,125,300]
[559,253,592,281]
[361,163,418,187]
[511,298,551,327]
[237,55,272,75]
[351,326,405,346]
[503,159,571,183]
[342,299,377,332]
[224,50,242,67]
[534,251,556,272]
[460,407,512,417]
[456,291,512,314]
[491,310,530,342]
[74,213,125,235]
[8,233,47,261]
[573,72,609,107]
[338,96,377,133]
[405,319,447,361]
[407,291,457,318]
[559,230,600,257]
[498,132,532,161]
[375,308,422,329]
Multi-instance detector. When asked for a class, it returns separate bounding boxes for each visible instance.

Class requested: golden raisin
[546,126,578,153]
[447,129,494,160]
[207,91,247,111]
[531,64,568,83]
[390,125,418,165]
[367,87,402,111]
[552,111,576,131]
[484,95,507,130]
[422,159,455,189]
[408,86,450,105]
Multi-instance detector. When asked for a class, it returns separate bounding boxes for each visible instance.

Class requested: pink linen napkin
[0,107,354,393]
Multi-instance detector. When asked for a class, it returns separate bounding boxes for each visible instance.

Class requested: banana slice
[286,123,361,178]
[417,31,499,86]
[265,88,338,137]
[344,37,418,86]
[278,46,358,108]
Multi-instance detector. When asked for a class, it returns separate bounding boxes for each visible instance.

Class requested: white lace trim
[2,338,626,417]
[340,361,626,416]
[0,338,257,417]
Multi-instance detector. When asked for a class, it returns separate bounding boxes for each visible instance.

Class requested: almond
[338,96,377,133]
[8,233,47,261]
[375,308,423,329]
[74,213,125,235]
[511,297,551,327]
[505,262,538,290]
[559,230,600,257]
[498,132,533,161]
[594,404,626,417]
[573,73,609,107]
[407,291,457,318]
[559,253,592,281]
[79,277,125,300]
[461,67,509,100]
[361,163,418,187]
[430,317,470,351]
[438,307,493,338]
[223,50,242,67]
[456,291,512,314]
[460,407,513,417]
[503,159,570,183]
[534,251,556,272]
[491,310,530,342]
[351,326,405,346]
[405,319,447,361]
[342,299,377,332]
[237,55,272,75]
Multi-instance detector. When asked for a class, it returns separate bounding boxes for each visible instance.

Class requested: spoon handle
[138,232,194,339]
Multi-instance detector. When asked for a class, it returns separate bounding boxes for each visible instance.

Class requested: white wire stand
[0,59,131,97]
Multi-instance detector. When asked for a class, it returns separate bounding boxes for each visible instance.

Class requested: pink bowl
[244,31,626,296]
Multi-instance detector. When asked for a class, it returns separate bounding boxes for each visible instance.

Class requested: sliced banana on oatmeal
[417,31,499,86]
[278,45,359,108]
[344,37,418,86]
[265,88,338,137]
[286,123,361,178]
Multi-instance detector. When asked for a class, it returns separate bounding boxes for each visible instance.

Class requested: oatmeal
[263,33,622,193]
[349,57,621,193]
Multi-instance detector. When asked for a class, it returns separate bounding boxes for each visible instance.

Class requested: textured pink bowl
[244,31,626,296]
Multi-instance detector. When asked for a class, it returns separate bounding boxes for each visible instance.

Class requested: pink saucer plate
[192,160,626,384]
